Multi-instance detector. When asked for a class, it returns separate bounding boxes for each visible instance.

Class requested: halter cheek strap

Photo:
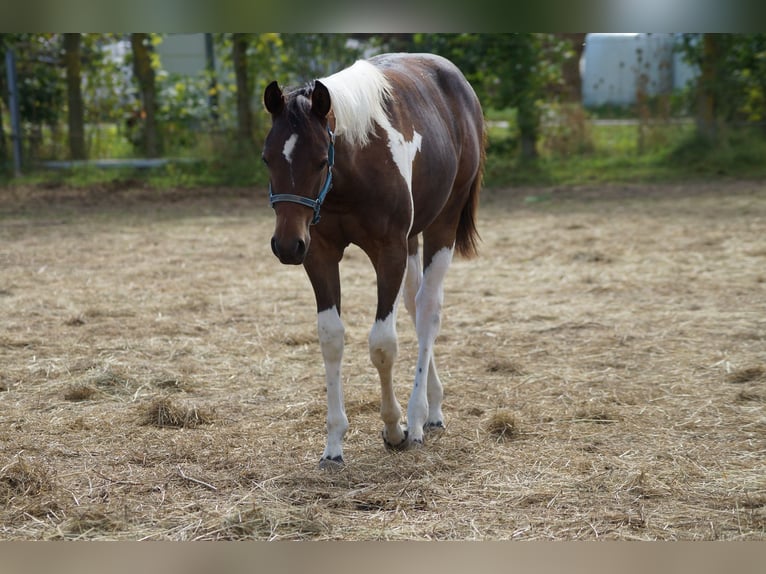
[269,124,335,226]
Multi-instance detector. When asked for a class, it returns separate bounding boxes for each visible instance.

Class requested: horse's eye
[319,159,328,169]
[261,156,269,166]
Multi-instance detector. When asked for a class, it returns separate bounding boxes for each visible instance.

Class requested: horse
[262,53,485,468]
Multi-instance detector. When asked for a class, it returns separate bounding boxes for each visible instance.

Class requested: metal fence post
[5,49,22,177]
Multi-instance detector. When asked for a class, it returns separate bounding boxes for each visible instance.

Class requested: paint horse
[263,53,485,468]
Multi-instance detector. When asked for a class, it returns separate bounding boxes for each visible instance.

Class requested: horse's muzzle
[271,236,307,265]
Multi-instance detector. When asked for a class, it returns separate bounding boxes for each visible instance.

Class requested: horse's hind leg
[403,236,445,433]
[403,236,421,323]
[406,240,454,445]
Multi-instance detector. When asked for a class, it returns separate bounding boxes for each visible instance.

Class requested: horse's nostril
[271,237,279,258]
[295,239,306,259]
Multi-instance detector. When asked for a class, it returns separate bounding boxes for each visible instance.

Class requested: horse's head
[263,80,333,265]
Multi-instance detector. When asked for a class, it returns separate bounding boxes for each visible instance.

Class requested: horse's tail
[454,120,486,259]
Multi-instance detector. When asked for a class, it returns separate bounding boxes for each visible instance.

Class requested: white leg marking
[425,358,444,428]
[403,252,421,324]
[369,306,406,447]
[404,249,445,429]
[282,133,299,164]
[317,306,348,462]
[407,246,453,443]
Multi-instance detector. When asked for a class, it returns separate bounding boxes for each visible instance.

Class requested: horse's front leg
[304,251,347,469]
[368,244,408,450]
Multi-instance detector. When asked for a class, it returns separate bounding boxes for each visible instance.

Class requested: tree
[558,33,586,102]
[413,34,567,160]
[0,34,63,160]
[696,34,720,140]
[231,33,254,149]
[278,34,364,80]
[63,33,86,160]
[130,33,161,157]
[681,33,766,140]
[0,36,9,163]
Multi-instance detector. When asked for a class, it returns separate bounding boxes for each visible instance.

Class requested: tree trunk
[0,98,6,163]
[696,33,719,141]
[63,33,86,160]
[130,33,161,158]
[232,33,254,149]
[518,94,539,160]
[204,33,219,121]
[559,33,586,102]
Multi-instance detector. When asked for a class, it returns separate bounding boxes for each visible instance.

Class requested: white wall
[581,33,698,108]
[155,34,208,77]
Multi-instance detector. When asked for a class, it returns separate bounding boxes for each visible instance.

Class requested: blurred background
[1,33,764,187]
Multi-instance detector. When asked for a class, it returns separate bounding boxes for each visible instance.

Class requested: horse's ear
[311,80,331,119]
[264,81,284,115]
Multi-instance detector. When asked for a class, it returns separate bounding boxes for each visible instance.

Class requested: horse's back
[370,53,482,119]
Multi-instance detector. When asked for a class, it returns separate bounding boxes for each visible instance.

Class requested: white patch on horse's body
[379,116,422,197]
[282,133,299,164]
[406,246,453,443]
[319,60,393,148]
[320,59,420,225]
[317,306,348,462]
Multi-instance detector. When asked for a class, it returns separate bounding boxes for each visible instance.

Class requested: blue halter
[269,124,335,226]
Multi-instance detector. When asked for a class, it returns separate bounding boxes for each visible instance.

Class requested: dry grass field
[1,180,764,540]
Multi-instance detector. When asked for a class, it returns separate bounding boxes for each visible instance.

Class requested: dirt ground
[1,179,764,540]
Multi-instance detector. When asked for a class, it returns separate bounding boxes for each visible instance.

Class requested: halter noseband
[269,124,335,226]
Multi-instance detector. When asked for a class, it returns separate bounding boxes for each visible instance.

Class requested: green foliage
[3,33,766,188]
[1,33,65,163]
[483,119,766,187]
[413,33,575,158]
[0,34,63,126]
[155,73,216,153]
[213,32,281,137]
[278,34,365,81]
[664,126,766,175]
[679,33,766,123]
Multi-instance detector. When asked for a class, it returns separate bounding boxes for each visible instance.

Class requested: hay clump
[222,503,328,540]
[63,314,86,326]
[140,397,215,429]
[623,469,671,500]
[736,390,764,403]
[90,368,131,387]
[485,359,525,375]
[152,378,187,392]
[84,367,134,397]
[0,457,53,500]
[64,384,97,402]
[485,411,521,441]
[63,509,125,537]
[573,407,620,424]
[727,366,765,385]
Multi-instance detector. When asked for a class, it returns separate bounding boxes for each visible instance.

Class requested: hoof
[424,421,445,433]
[383,429,409,451]
[409,436,424,448]
[318,455,344,470]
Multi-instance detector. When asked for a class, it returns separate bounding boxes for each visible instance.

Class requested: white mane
[319,60,393,148]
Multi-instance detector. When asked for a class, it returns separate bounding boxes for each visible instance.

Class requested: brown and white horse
[263,53,485,468]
